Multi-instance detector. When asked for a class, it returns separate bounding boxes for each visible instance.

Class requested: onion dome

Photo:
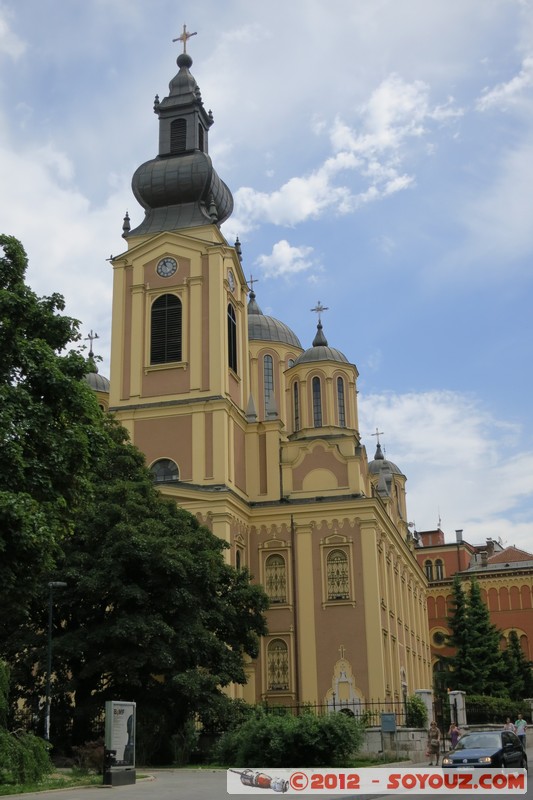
[126,49,233,237]
[248,290,302,348]
[83,331,110,393]
[292,320,349,366]
[368,442,404,476]
[85,370,110,393]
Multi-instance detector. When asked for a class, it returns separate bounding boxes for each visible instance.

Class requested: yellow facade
[104,46,431,709]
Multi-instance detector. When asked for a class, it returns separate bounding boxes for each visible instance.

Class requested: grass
[0,770,103,796]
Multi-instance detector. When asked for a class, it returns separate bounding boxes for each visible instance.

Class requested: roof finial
[85,329,99,359]
[172,24,197,54]
[372,427,384,445]
[248,274,259,295]
[310,301,329,324]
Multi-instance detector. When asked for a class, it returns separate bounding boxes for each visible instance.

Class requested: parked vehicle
[442,730,527,770]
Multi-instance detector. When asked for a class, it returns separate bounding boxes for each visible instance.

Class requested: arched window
[264,354,274,413]
[312,376,322,427]
[170,119,187,153]
[425,560,434,581]
[337,377,346,427]
[150,458,179,483]
[227,304,237,372]
[327,549,349,600]
[151,294,182,365]
[293,382,300,432]
[265,554,287,604]
[267,639,289,691]
[435,559,444,580]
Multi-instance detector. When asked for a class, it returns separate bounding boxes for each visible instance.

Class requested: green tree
[17,418,268,758]
[0,235,268,761]
[466,578,506,695]
[503,630,533,701]
[444,577,506,696]
[443,577,477,689]
[0,235,101,641]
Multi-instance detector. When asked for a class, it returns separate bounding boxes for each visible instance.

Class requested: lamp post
[44,581,67,741]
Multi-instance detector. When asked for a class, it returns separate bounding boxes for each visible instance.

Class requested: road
[1,757,531,800]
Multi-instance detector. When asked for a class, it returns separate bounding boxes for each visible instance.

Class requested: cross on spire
[249,274,259,292]
[338,644,346,659]
[172,24,197,54]
[85,330,99,358]
[371,427,384,444]
[311,301,328,323]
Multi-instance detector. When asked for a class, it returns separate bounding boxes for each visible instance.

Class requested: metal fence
[258,698,410,727]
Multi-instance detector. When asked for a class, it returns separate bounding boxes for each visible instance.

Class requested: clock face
[228,269,236,292]
[156,257,178,278]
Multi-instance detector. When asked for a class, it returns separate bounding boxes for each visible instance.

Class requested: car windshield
[455,734,501,750]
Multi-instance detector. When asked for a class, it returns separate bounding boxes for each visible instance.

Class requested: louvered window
[170,119,187,153]
[151,294,182,364]
[198,123,204,152]
[265,554,287,604]
[312,376,322,427]
[227,304,237,372]
[337,377,346,427]
[327,549,349,600]
[293,382,300,432]
[267,639,289,691]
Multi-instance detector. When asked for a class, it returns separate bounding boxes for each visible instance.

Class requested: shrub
[214,710,364,767]
[72,738,105,772]
[0,730,52,785]
[466,695,531,724]
[405,694,427,728]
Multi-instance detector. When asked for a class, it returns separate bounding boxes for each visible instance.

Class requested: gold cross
[172,24,197,54]
[339,644,346,659]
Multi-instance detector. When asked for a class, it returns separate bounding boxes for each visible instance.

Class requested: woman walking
[427,721,441,766]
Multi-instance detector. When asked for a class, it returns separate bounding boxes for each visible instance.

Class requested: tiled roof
[488,546,533,564]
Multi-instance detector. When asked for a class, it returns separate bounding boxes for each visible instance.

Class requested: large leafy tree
[0,235,101,640]
[0,236,268,758]
[25,418,267,759]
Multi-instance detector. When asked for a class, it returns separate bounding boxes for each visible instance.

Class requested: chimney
[455,529,463,543]
[480,551,488,567]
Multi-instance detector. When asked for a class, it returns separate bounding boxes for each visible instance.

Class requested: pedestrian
[427,720,441,766]
[515,713,527,748]
[448,722,461,749]
[503,717,516,733]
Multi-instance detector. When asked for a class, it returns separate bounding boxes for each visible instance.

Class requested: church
[91,32,432,710]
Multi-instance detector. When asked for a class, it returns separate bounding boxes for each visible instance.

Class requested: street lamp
[44,581,67,741]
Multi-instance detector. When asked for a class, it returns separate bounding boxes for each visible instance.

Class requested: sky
[1,0,533,551]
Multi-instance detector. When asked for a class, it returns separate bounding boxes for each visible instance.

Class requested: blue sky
[1,0,533,550]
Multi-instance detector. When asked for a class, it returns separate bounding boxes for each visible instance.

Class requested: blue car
[442,730,527,770]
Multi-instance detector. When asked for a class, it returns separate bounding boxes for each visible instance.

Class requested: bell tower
[109,31,249,505]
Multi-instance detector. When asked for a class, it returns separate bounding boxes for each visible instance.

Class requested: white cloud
[228,73,459,237]
[254,240,315,278]
[359,390,533,550]
[476,54,533,111]
[0,13,25,59]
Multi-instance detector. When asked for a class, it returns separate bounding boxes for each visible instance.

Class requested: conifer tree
[503,630,533,701]
[444,577,506,696]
